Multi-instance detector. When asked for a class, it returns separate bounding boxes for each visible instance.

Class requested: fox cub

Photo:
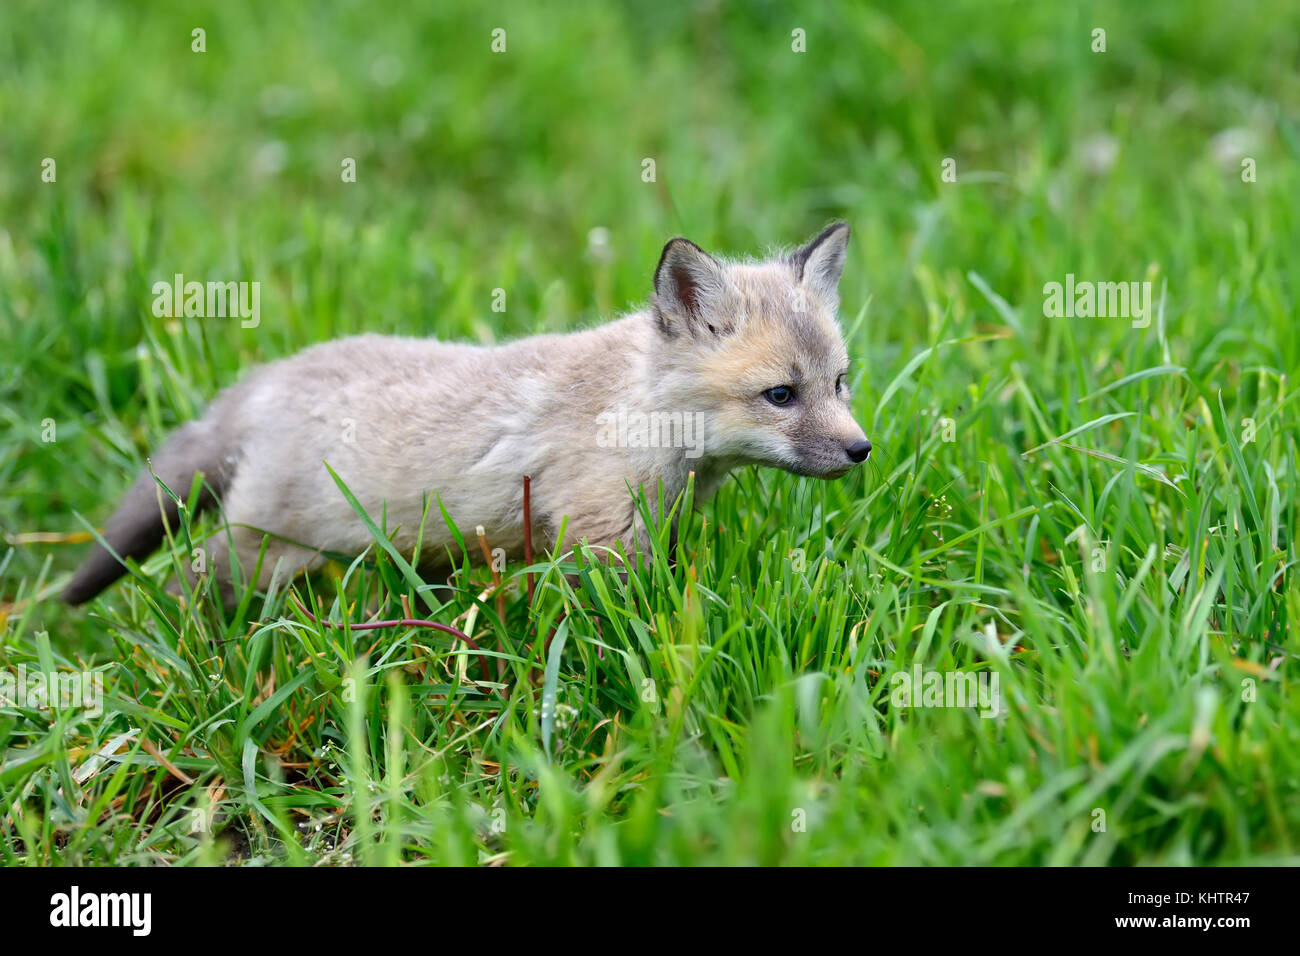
[63,223,871,604]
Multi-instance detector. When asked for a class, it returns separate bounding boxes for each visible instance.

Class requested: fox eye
[836,373,848,396]
[764,385,795,406]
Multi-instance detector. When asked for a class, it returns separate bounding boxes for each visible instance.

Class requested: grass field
[2,0,1298,865]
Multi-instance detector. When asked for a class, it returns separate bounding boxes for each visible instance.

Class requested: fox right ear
[791,222,851,303]
[653,238,729,337]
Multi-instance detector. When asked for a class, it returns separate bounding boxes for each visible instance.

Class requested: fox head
[649,223,871,479]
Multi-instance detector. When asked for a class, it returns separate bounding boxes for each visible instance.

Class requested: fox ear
[791,222,850,301]
[653,238,729,336]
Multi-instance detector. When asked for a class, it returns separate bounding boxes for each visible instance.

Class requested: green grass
[1,0,1298,865]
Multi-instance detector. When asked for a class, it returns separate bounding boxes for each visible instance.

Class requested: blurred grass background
[1,0,1298,864]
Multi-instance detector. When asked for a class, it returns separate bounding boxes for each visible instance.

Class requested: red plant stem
[291,594,493,687]
[523,474,535,607]
[475,526,508,683]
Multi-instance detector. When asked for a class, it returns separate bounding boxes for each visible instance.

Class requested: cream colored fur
[63,224,870,601]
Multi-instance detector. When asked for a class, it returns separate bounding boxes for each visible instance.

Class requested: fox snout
[845,438,872,463]
[820,407,873,476]
[823,428,871,477]
[791,413,872,479]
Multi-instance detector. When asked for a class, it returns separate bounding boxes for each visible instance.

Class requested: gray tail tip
[61,574,101,606]
[60,549,127,606]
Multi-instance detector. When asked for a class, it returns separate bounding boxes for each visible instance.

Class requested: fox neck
[614,313,738,504]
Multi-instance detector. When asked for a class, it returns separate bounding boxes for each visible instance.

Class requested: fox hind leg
[184,523,322,605]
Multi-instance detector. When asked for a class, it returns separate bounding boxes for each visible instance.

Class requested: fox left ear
[652,237,730,337]
[791,222,850,301]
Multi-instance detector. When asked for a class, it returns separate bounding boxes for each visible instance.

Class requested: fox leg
[187,522,323,602]
[549,504,654,569]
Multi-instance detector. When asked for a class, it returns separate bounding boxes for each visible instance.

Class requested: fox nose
[845,439,872,463]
